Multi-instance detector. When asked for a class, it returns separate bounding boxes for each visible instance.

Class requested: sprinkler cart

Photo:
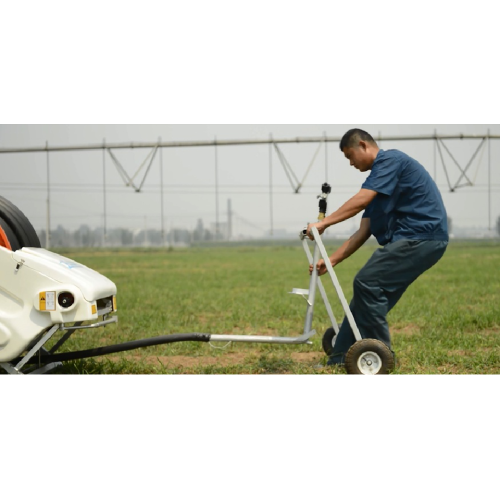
[0,186,394,375]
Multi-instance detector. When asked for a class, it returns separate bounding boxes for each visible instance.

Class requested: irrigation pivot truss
[0,132,497,247]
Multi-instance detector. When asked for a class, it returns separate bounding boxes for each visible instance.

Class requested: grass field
[34,240,500,374]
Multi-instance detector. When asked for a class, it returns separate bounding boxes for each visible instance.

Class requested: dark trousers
[328,239,448,364]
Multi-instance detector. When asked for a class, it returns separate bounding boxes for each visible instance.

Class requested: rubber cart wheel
[322,327,337,356]
[345,339,395,375]
[0,196,41,249]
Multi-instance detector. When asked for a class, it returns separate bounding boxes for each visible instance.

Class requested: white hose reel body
[0,246,117,363]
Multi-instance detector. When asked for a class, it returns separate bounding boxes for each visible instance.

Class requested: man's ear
[358,140,367,152]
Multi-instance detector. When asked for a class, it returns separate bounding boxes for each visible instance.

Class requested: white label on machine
[45,291,56,311]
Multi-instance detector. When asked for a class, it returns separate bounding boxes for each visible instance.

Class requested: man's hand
[309,258,330,276]
[306,221,326,240]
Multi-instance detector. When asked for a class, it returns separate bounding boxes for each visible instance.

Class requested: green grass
[23,240,500,374]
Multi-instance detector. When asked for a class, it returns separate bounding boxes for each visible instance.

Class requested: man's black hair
[339,129,376,151]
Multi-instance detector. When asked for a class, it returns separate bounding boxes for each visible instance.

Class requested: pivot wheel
[345,339,395,375]
[322,327,337,356]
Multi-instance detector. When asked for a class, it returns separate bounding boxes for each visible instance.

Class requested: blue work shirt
[362,149,449,246]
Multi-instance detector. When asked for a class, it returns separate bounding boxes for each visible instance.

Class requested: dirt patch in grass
[392,324,421,336]
[144,352,247,368]
[481,327,500,335]
[447,349,469,357]
[435,364,468,375]
[112,351,322,369]
[444,348,496,356]
[290,352,323,363]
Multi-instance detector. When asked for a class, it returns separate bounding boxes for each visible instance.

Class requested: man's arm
[307,188,377,239]
[329,217,372,266]
[309,218,372,276]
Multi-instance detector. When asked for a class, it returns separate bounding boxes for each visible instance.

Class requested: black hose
[19,333,211,365]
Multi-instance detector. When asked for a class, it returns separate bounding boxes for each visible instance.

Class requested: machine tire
[0,196,41,249]
[345,339,395,375]
[322,327,337,356]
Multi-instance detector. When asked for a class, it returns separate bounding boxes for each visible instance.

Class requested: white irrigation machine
[0,186,395,375]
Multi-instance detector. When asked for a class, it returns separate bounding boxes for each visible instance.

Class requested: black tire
[345,339,395,375]
[0,196,41,249]
[0,215,21,250]
[322,327,337,356]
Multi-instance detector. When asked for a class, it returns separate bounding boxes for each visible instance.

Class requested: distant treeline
[37,222,225,248]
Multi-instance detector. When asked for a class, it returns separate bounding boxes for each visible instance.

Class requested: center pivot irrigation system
[0,131,498,247]
[0,186,393,376]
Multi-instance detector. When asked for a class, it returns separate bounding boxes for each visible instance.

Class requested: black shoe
[326,356,344,366]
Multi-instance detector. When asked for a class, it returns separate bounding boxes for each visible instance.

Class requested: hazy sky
[0,124,498,238]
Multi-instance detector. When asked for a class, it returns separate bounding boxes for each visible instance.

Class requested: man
[307,128,448,365]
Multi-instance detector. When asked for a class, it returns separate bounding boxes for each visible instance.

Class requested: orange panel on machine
[0,225,12,250]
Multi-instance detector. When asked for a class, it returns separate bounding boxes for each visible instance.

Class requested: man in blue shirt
[307,128,448,366]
